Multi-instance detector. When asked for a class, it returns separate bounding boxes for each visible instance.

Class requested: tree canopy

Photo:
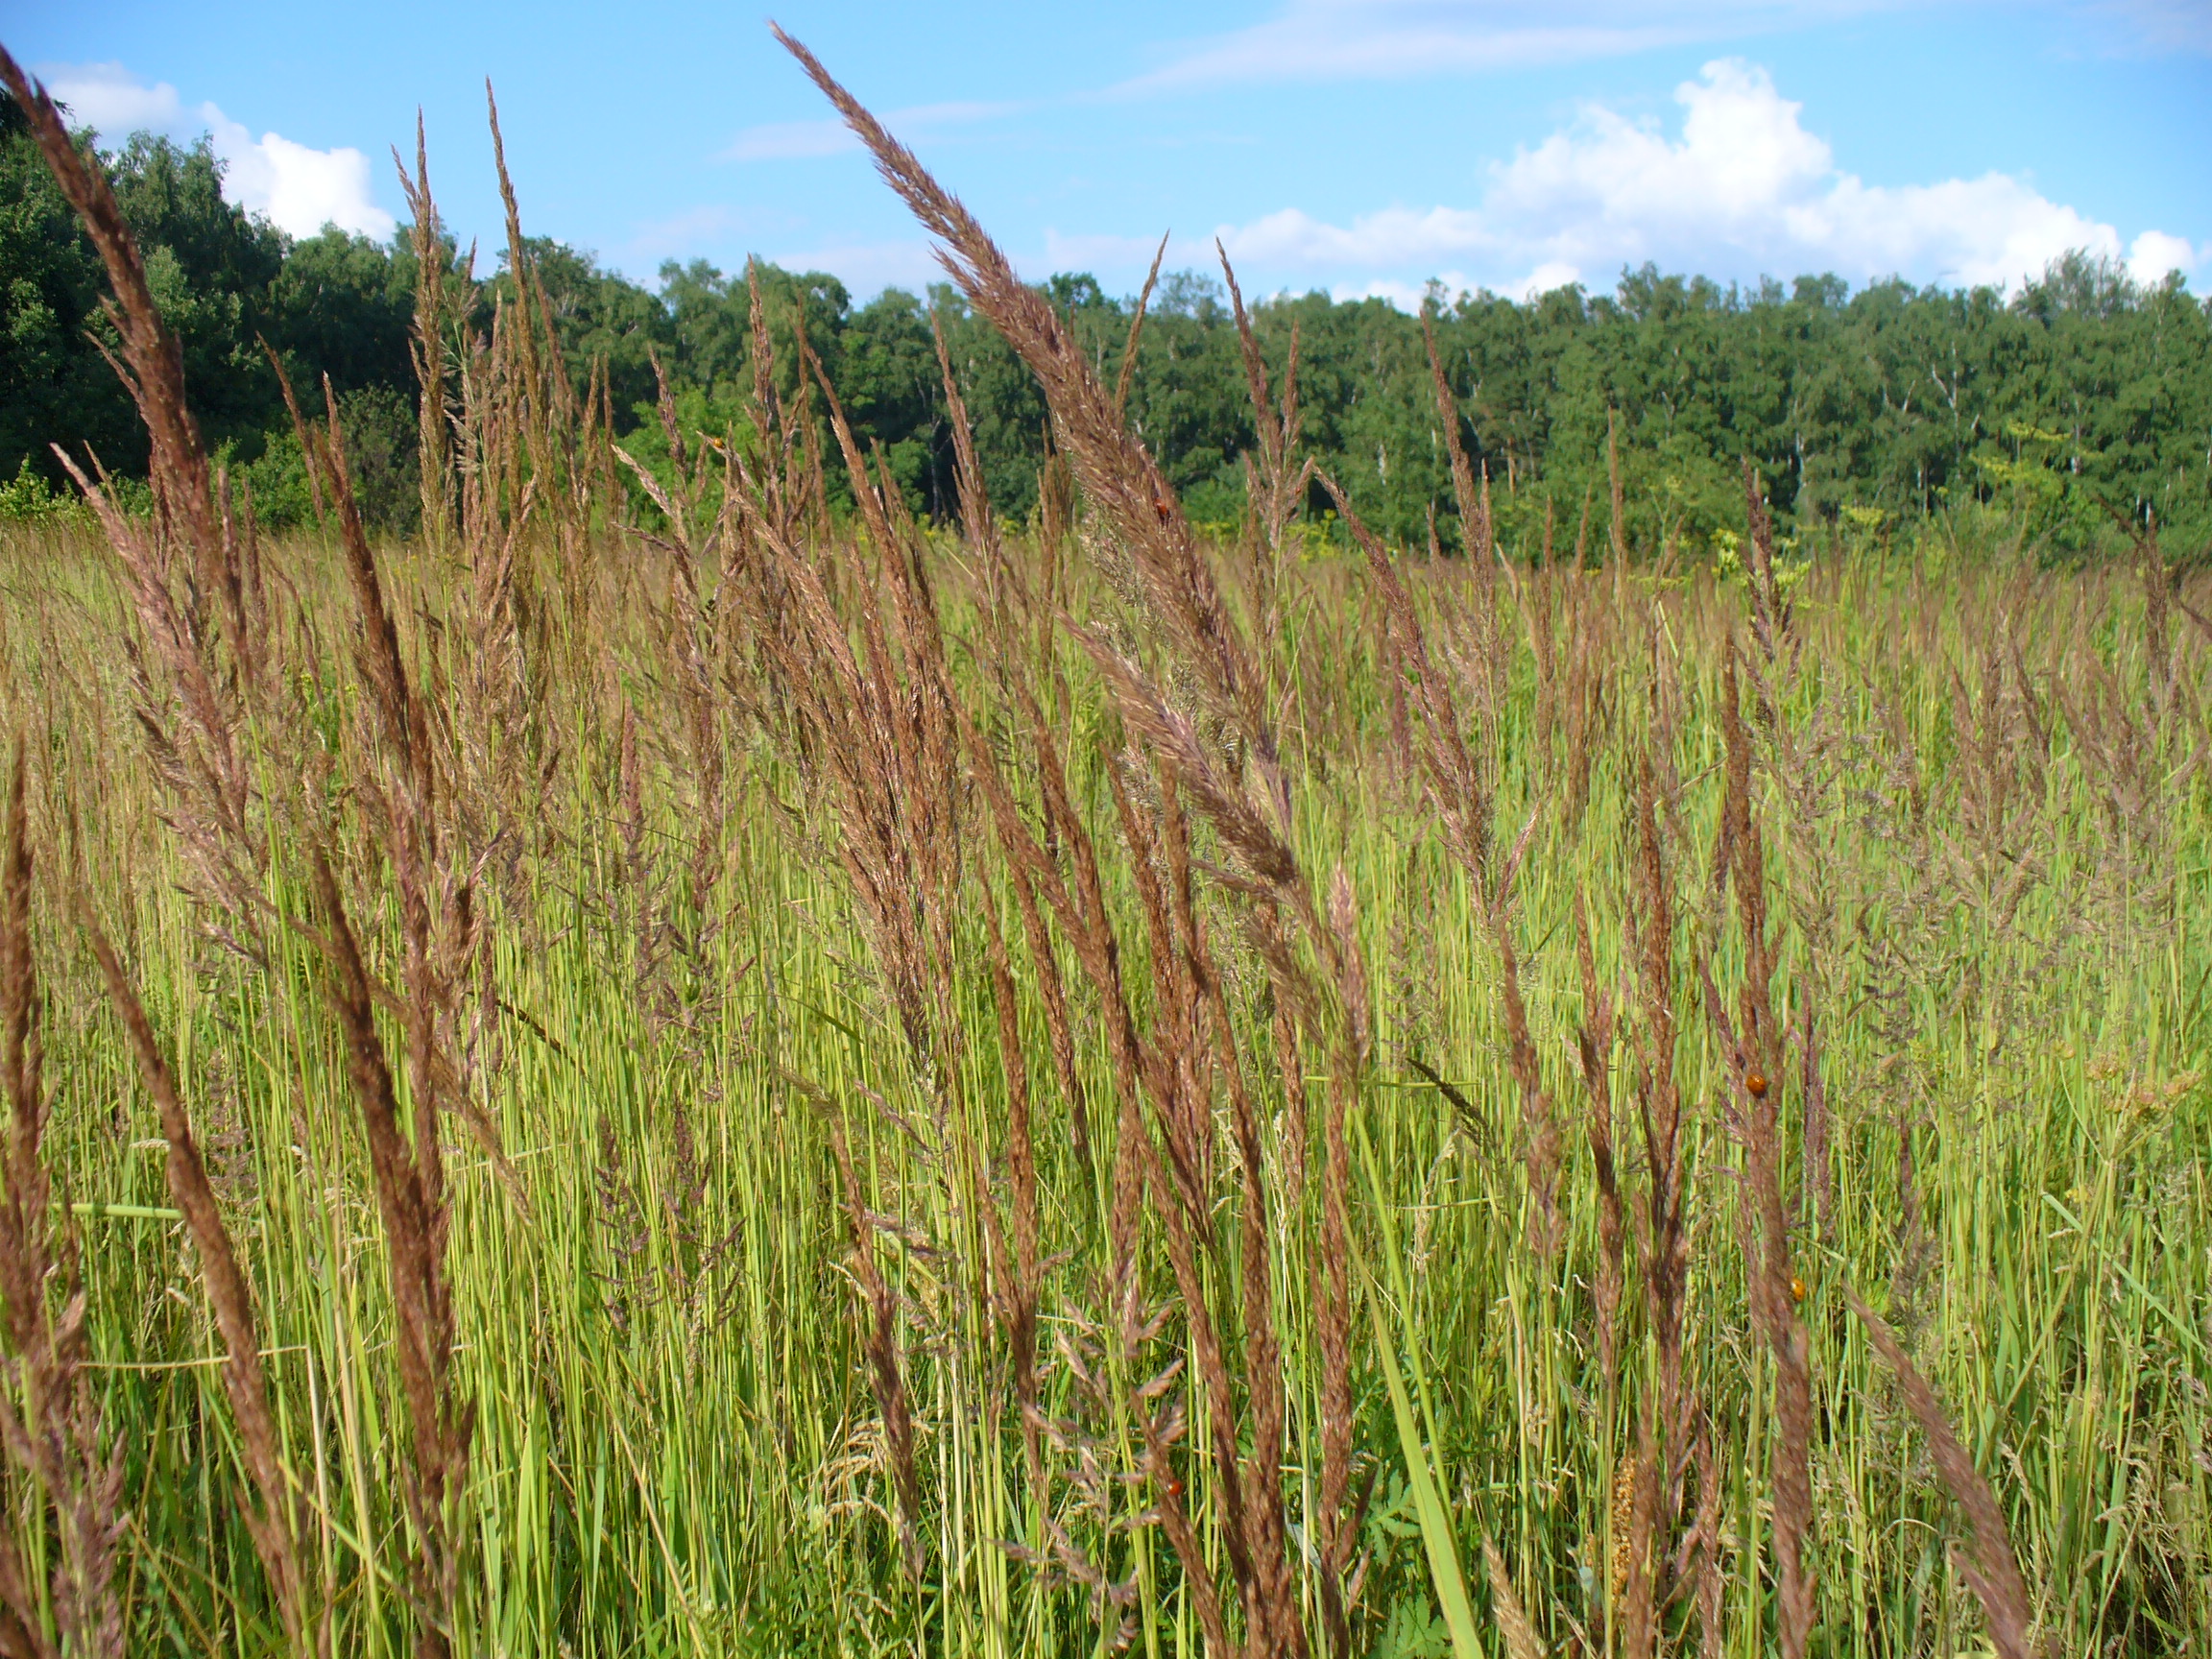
[6,95,2208,552]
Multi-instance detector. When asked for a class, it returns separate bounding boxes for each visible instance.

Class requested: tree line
[6,96,2209,553]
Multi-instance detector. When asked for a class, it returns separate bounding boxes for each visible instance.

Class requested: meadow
[0,35,2206,1659]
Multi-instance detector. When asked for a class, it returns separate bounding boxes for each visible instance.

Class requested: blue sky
[5,1,2207,306]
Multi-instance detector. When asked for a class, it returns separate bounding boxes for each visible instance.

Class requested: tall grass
[0,36,2206,1659]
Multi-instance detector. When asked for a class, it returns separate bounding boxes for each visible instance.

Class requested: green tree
[267,228,413,399]
[0,90,132,485]
[510,236,672,426]
[105,132,287,458]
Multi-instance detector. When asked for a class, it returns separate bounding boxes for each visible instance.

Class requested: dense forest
[7,95,2210,554]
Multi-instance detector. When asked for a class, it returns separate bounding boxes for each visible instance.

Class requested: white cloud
[40,60,187,132]
[1333,275,1458,307]
[1227,204,1492,266]
[1124,0,1901,90]
[1517,261,1584,298]
[1213,59,2200,299]
[212,126,393,241]
[2127,228,2200,282]
[37,60,394,239]
[1307,261,1578,308]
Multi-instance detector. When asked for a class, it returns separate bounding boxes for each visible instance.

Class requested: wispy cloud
[2085,0,2212,53]
[720,118,855,162]
[719,100,1027,162]
[1119,0,1900,91]
[1041,228,1177,272]
[755,240,947,293]
[1211,58,2200,299]
[38,60,395,239]
[1121,0,2210,91]
[618,204,793,270]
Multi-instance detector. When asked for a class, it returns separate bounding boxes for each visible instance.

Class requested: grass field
[0,36,2208,1659]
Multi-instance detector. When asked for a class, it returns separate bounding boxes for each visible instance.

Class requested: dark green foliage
[1119,272,1258,524]
[0,94,134,484]
[836,287,948,514]
[927,285,1053,519]
[611,379,751,527]
[267,228,415,399]
[2,98,421,493]
[243,383,418,535]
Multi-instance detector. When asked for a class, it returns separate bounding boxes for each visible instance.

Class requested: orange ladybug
[1746,1070,1769,1098]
